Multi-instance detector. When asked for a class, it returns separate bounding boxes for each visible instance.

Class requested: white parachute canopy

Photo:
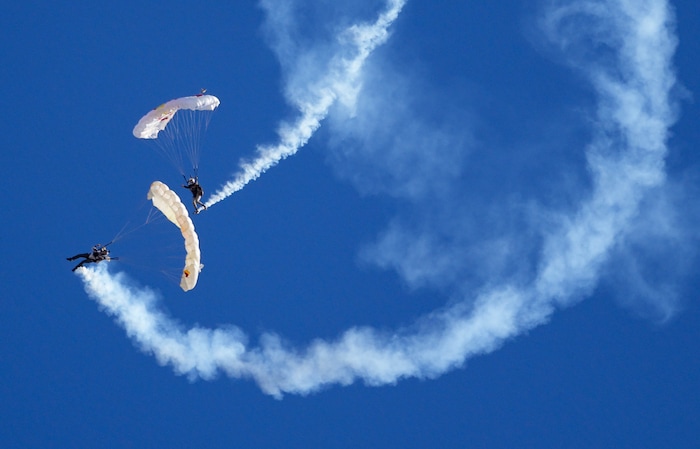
[147,181,203,292]
[133,94,220,176]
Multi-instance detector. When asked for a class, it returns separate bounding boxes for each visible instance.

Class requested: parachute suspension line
[156,109,213,177]
[104,192,169,247]
[144,206,168,225]
[158,121,187,176]
[110,220,132,244]
[179,108,214,176]
[104,210,162,250]
[180,110,197,172]
[181,109,199,175]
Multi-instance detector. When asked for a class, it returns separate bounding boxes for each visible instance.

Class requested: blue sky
[2,0,699,447]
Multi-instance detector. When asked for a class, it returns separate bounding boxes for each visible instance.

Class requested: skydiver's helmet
[188,177,196,186]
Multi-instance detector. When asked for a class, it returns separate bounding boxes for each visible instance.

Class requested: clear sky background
[2,0,699,447]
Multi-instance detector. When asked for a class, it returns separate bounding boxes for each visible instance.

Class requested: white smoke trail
[205,0,406,207]
[78,0,681,397]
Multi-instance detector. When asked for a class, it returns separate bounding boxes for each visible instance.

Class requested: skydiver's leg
[194,195,206,211]
[72,260,86,271]
[67,253,90,261]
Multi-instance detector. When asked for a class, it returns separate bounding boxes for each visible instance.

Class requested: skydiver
[183,176,207,215]
[67,244,113,271]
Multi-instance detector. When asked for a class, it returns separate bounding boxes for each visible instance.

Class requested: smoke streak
[205,0,406,207]
[79,0,681,397]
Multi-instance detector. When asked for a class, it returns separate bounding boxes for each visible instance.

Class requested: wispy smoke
[205,0,406,207]
[79,0,683,397]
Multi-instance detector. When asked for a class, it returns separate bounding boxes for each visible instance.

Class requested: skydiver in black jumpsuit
[67,244,112,271]
[183,177,207,214]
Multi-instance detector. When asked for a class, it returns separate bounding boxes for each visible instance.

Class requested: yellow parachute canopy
[147,181,202,292]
